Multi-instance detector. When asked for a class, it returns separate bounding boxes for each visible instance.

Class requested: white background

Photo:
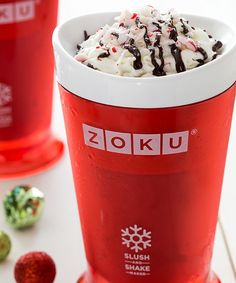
[1,0,236,282]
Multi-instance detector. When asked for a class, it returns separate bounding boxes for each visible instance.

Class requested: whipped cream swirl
[75,6,223,77]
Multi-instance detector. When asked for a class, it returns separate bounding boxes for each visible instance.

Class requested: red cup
[53,12,236,283]
[0,0,64,179]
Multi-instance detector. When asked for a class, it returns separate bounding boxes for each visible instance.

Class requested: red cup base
[0,135,64,179]
[77,272,221,283]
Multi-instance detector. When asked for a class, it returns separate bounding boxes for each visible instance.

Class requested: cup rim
[54,12,236,81]
[53,11,236,108]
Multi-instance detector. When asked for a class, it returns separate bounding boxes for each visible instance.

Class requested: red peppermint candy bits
[131,13,138,20]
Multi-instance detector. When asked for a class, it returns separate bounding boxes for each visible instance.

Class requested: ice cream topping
[75,6,223,77]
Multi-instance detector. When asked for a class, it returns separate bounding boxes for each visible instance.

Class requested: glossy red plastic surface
[60,84,235,283]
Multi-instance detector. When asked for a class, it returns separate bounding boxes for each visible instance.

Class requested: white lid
[53,12,236,108]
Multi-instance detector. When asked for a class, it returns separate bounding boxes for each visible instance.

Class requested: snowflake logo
[121,224,152,253]
[0,83,12,107]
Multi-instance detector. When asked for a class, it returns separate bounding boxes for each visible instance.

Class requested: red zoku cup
[53,12,236,283]
[0,0,64,179]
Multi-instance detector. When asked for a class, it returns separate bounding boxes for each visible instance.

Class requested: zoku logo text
[0,1,35,24]
[83,124,189,156]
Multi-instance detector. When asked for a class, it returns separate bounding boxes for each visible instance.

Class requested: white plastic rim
[53,12,236,108]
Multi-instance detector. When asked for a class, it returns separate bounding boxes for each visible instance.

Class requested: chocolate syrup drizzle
[152,22,162,30]
[170,44,186,73]
[84,30,90,41]
[124,39,143,70]
[197,47,208,61]
[150,48,166,76]
[111,32,119,39]
[154,34,161,47]
[140,25,151,47]
[97,50,111,60]
[169,26,178,42]
[135,17,141,26]
[180,19,189,35]
[87,63,96,69]
[196,59,205,67]
[212,54,218,60]
[212,41,223,52]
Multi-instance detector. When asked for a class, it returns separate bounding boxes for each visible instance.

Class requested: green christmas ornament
[4,185,45,229]
[0,231,11,262]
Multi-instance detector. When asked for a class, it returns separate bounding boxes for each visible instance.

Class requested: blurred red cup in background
[0,0,64,179]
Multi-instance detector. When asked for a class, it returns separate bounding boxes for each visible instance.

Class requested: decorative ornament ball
[0,231,11,262]
[4,185,44,229]
[14,252,56,283]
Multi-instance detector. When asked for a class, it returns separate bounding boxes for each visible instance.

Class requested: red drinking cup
[0,0,64,179]
[53,12,236,283]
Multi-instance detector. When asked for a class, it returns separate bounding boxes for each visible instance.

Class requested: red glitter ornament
[112,47,117,53]
[14,252,56,283]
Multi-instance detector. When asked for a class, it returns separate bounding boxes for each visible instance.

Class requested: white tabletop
[1,0,236,282]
